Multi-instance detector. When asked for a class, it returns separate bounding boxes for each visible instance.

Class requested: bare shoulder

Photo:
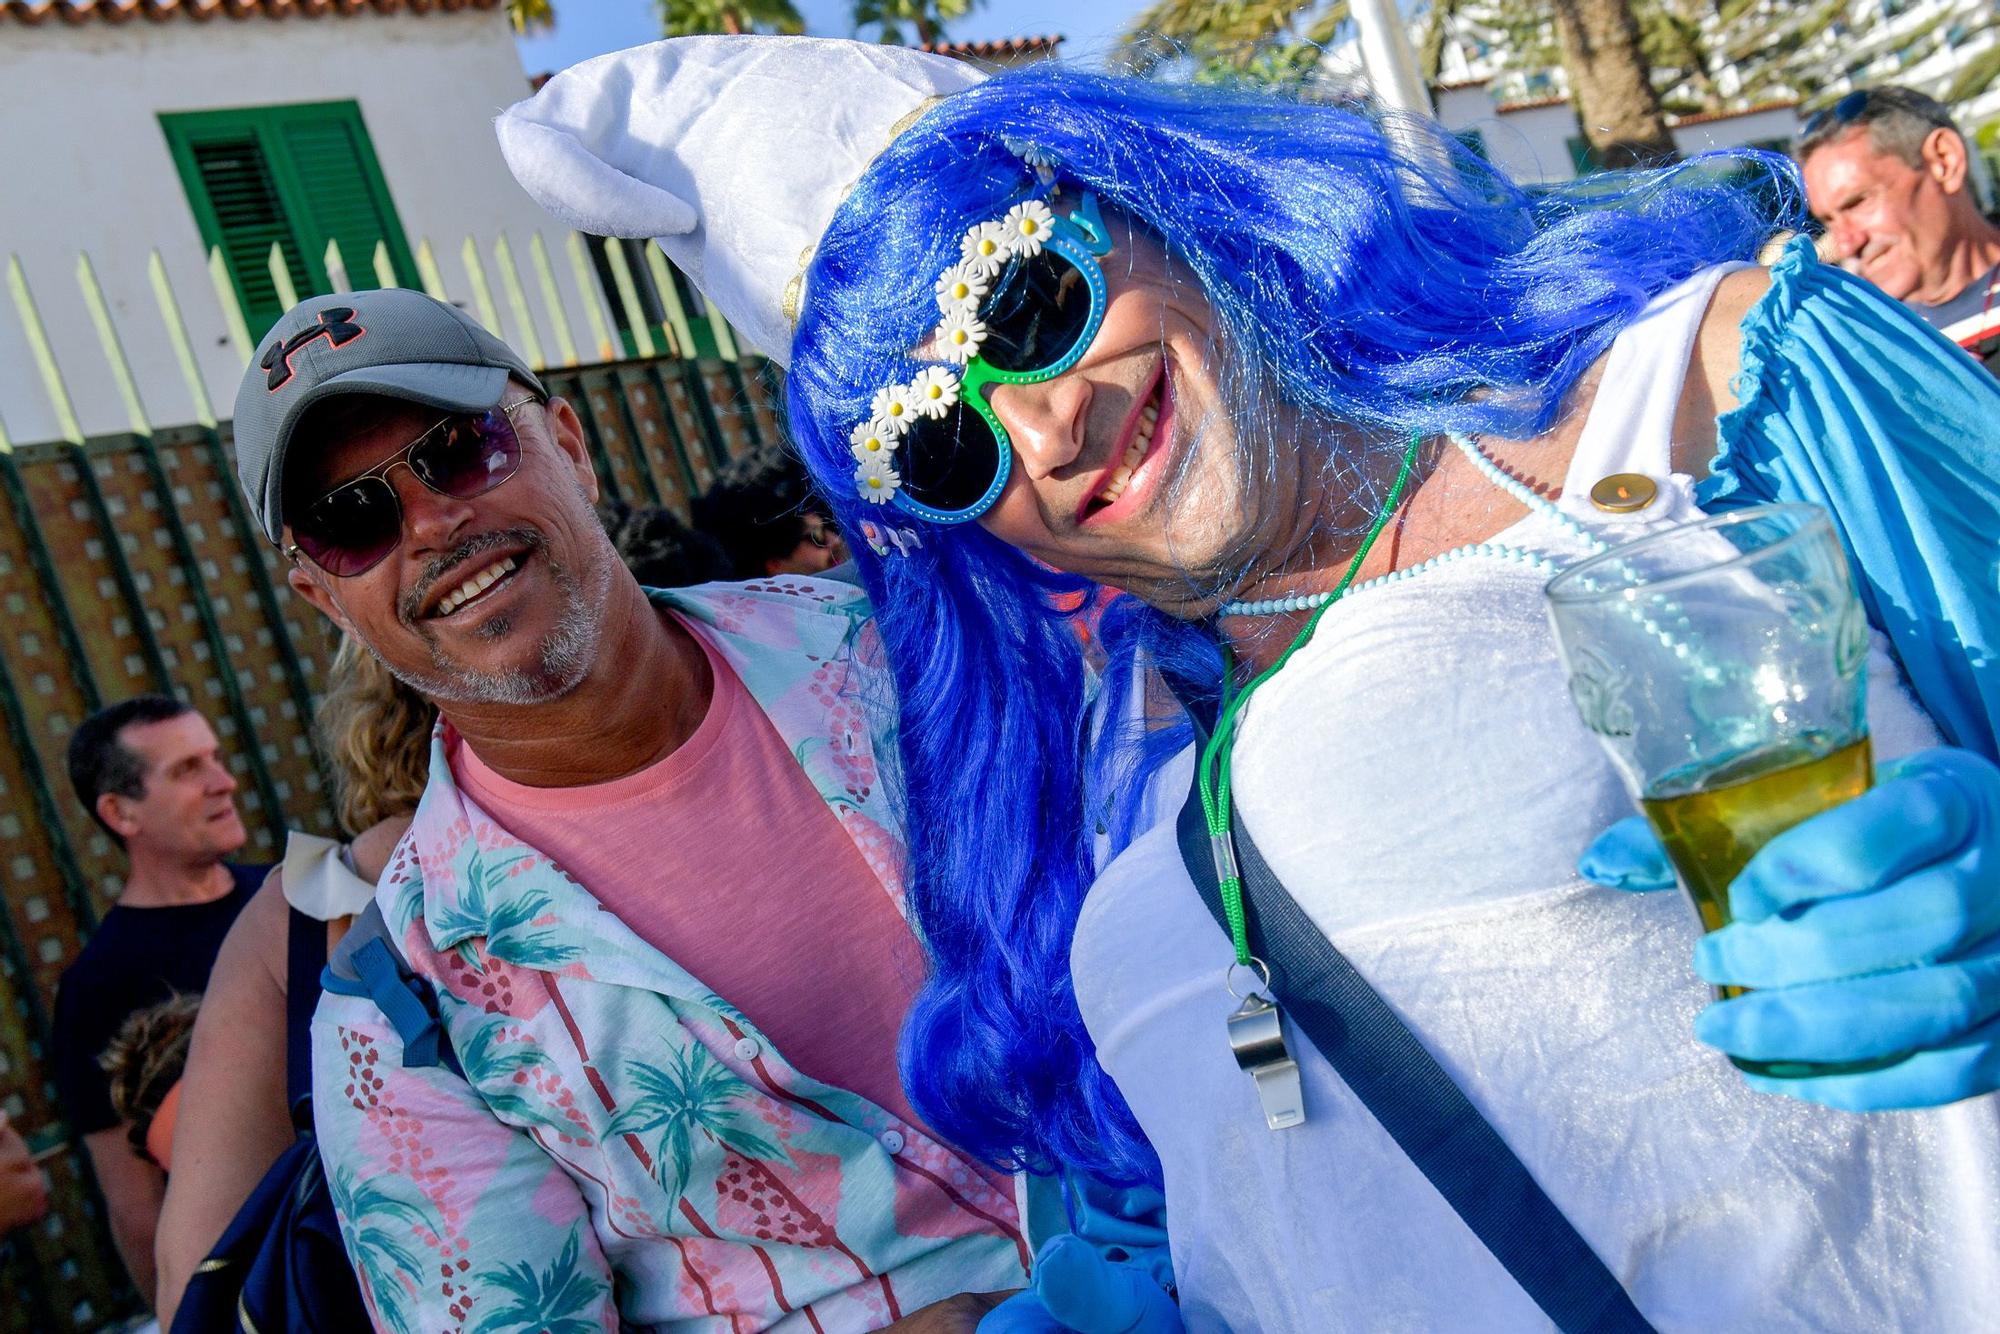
[216,871,292,990]
[1674,267,1776,476]
[233,871,293,951]
[350,814,414,886]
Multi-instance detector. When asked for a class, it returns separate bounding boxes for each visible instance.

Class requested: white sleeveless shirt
[1072,267,1999,1332]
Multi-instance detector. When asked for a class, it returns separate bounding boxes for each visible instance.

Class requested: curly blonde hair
[99,991,200,1158]
[317,637,437,836]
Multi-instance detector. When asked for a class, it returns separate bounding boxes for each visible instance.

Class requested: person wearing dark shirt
[52,696,266,1306]
[1796,85,2000,374]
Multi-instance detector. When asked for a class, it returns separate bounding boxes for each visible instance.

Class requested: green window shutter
[269,108,417,294]
[161,101,418,341]
[184,135,312,333]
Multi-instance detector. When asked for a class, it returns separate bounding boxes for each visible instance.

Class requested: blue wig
[784,65,1802,1185]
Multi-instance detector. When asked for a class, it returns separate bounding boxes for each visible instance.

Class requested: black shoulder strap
[283,906,327,1113]
[1172,712,1655,1334]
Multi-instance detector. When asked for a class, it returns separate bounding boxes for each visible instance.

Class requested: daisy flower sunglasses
[848,190,1113,524]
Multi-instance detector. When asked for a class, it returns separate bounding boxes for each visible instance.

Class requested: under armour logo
[262,307,365,391]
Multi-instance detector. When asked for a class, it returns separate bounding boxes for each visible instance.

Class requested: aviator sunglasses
[851,191,1114,524]
[284,397,541,576]
[1795,87,1953,152]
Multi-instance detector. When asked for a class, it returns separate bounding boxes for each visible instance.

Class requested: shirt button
[1589,473,1659,513]
[733,1037,760,1061]
[880,1129,906,1155]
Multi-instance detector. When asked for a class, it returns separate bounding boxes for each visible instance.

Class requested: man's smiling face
[282,387,619,706]
[1804,126,1958,301]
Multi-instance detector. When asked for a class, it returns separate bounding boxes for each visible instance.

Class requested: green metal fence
[0,233,778,1330]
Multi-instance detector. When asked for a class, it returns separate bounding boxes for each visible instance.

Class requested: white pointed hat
[496,36,986,365]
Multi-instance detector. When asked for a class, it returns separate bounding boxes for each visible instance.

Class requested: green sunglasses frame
[893,192,1116,524]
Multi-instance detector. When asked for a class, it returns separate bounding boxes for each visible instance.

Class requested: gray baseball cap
[233,288,545,544]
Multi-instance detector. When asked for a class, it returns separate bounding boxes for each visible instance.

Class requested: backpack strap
[321,901,461,1078]
[283,906,329,1113]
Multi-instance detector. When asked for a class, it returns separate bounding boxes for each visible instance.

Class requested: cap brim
[264,362,513,538]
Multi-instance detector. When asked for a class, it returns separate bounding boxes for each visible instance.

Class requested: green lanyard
[1197,432,1424,968]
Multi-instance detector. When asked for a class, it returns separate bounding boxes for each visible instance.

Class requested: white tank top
[1071,267,1997,1332]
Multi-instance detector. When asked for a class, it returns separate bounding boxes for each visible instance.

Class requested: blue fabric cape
[1702,236,2000,761]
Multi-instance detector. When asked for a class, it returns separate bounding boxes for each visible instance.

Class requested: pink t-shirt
[449,618,930,1131]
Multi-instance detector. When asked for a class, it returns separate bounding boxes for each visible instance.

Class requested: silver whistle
[1227,990,1305,1130]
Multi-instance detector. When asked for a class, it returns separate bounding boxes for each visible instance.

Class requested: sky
[514,0,1155,78]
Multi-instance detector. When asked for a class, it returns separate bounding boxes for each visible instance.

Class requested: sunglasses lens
[897,401,1004,514]
[979,251,1097,374]
[293,478,401,577]
[411,407,523,499]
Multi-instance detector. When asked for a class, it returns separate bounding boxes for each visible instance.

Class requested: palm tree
[1131,0,1675,163]
[327,1166,441,1334]
[1550,0,1677,166]
[507,0,554,34]
[469,1225,611,1334]
[853,0,986,47]
[453,1016,581,1134]
[423,849,579,973]
[1124,0,1351,86]
[606,1044,787,1199]
[657,0,806,36]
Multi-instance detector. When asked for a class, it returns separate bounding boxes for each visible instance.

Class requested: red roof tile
[919,34,1062,60]
[1669,98,1800,128]
[2,0,499,25]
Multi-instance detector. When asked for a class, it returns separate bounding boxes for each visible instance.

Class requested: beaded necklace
[1218,434,1608,618]
[1199,431,1608,1129]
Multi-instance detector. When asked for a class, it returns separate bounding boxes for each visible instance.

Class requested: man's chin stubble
[381,555,609,708]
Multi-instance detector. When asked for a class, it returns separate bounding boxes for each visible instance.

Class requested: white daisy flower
[1001,136,1056,168]
[907,367,961,417]
[934,308,987,365]
[869,384,920,429]
[960,221,1011,276]
[854,453,902,505]
[1000,200,1056,257]
[934,262,991,315]
[850,419,900,462]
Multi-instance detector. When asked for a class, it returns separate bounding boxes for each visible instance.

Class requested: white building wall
[1433,87,1586,183]
[1406,83,1800,186]
[0,11,610,444]
[1673,104,1800,155]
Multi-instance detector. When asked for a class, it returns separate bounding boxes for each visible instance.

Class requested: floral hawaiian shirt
[312,578,1031,1332]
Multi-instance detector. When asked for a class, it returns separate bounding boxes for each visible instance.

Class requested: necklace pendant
[1227,992,1306,1130]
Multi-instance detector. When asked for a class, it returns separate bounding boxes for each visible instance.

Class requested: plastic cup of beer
[1545,503,1893,1079]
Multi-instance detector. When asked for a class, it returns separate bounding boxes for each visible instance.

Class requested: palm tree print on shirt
[328,1164,442,1334]
[468,1224,611,1334]
[428,847,580,973]
[608,1043,789,1201]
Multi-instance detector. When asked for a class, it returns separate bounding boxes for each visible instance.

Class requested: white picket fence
[0,230,747,453]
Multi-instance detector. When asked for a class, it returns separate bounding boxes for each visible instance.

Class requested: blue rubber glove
[979,1180,1181,1334]
[1577,815,1677,892]
[1577,747,2000,1110]
[979,1234,1183,1334]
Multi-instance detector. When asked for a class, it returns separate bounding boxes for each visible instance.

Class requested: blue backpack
[170,903,451,1333]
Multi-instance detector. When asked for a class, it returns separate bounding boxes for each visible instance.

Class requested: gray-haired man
[230,287,1028,1332]
[1796,84,2000,371]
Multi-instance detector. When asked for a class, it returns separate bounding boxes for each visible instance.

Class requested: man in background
[1797,84,2000,372]
[53,697,265,1304]
[692,443,849,578]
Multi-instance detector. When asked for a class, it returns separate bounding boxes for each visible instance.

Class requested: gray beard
[375,534,613,708]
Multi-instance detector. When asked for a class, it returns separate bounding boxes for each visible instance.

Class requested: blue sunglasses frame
[893,192,1115,524]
